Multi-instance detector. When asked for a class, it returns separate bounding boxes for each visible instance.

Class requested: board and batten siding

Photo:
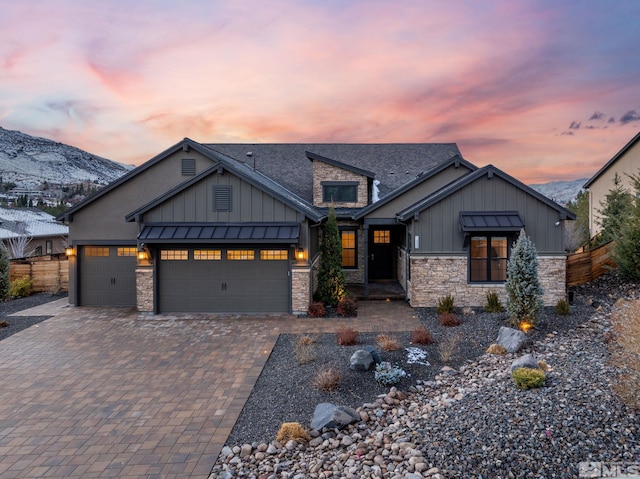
[143,173,304,223]
[411,175,565,254]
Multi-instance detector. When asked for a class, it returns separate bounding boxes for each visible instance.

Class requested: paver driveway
[0,300,419,478]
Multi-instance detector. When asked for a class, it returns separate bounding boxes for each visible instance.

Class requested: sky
[1,0,639,184]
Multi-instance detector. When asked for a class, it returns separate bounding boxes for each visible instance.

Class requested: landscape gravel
[0,292,67,341]
[212,273,639,478]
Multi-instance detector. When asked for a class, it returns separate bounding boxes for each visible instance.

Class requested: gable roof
[584,131,640,188]
[125,155,324,223]
[204,143,462,201]
[353,154,476,220]
[397,165,577,222]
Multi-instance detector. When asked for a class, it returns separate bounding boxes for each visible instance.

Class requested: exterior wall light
[65,246,75,257]
[296,247,306,261]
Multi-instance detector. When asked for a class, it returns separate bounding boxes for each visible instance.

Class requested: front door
[368,229,394,280]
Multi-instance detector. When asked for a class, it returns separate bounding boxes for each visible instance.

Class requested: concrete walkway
[0,300,420,478]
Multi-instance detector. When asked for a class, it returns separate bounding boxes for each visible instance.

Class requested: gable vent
[213,185,232,212]
[182,158,196,176]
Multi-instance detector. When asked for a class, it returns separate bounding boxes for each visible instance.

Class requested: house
[57,139,574,314]
[0,207,68,258]
[583,131,640,237]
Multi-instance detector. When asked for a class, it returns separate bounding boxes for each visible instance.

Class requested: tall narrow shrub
[0,244,10,301]
[612,170,640,280]
[316,206,346,306]
[505,230,544,327]
[596,172,633,245]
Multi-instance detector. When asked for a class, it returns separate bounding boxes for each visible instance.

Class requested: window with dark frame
[340,229,357,268]
[322,182,358,203]
[45,240,52,255]
[469,234,510,282]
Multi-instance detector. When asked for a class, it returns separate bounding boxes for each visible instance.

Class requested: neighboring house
[583,131,640,237]
[57,139,574,314]
[0,207,68,258]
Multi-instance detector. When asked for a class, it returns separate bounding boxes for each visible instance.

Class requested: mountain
[0,126,133,187]
[529,178,587,206]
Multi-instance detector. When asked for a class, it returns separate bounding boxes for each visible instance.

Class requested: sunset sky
[1,0,639,183]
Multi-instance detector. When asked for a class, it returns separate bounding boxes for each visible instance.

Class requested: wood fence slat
[8,255,69,293]
[566,241,616,287]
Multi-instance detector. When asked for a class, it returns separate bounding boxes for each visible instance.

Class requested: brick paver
[0,299,419,478]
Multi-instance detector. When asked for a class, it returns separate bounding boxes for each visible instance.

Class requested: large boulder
[496,326,527,353]
[311,403,360,430]
[510,354,540,373]
[350,350,374,371]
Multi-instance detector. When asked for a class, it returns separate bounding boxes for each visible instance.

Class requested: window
[117,247,137,257]
[45,240,52,255]
[194,250,221,260]
[213,185,232,211]
[227,250,254,260]
[260,250,288,260]
[469,235,509,282]
[34,246,43,256]
[340,229,357,268]
[85,247,109,257]
[322,182,358,203]
[182,158,196,176]
[160,250,188,260]
[373,230,391,244]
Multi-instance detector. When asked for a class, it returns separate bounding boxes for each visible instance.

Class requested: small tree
[612,170,640,280]
[315,206,346,307]
[505,230,544,327]
[0,244,10,301]
[596,173,633,245]
[564,189,590,251]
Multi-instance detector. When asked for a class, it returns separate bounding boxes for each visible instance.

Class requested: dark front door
[368,229,394,280]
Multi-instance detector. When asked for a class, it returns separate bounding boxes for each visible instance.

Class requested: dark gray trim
[306,151,376,178]
[354,154,477,220]
[397,165,577,222]
[459,211,524,232]
[584,131,640,188]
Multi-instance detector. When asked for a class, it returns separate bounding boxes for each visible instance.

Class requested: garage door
[158,247,290,313]
[79,246,138,306]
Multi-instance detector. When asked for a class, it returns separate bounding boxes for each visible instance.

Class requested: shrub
[297,335,316,346]
[9,276,32,299]
[555,298,570,316]
[316,206,346,307]
[376,334,401,351]
[512,367,546,390]
[438,333,461,362]
[307,302,326,318]
[313,367,341,391]
[611,170,640,280]
[277,422,310,443]
[485,291,503,313]
[505,230,544,328]
[436,293,455,314]
[337,297,357,317]
[486,343,507,355]
[336,327,359,345]
[438,312,460,327]
[0,245,9,301]
[293,337,316,365]
[374,361,407,385]
[411,326,434,345]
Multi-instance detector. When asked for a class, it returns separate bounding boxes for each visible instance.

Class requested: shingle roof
[203,143,461,202]
[0,207,68,240]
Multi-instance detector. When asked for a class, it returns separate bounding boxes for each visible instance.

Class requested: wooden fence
[566,241,617,287]
[9,254,69,293]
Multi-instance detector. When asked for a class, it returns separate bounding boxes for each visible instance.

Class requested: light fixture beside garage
[137,244,150,261]
[65,246,75,256]
[296,247,306,261]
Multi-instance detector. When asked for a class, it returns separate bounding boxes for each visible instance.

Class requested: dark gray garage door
[79,246,137,306]
[158,247,290,313]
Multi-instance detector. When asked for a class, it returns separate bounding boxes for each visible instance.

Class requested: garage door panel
[158,247,289,313]
[80,246,137,307]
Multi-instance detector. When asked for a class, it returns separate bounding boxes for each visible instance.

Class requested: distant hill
[0,126,133,187]
[529,178,587,206]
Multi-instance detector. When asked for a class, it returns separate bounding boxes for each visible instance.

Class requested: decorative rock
[350,350,374,371]
[311,403,360,430]
[240,443,252,457]
[364,345,382,364]
[510,353,540,372]
[496,326,527,353]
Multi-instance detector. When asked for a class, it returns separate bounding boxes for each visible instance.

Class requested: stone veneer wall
[409,255,567,308]
[291,266,312,314]
[136,267,154,313]
[312,161,368,208]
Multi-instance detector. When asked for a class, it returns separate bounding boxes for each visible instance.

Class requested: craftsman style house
[583,131,640,237]
[58,139,575,314]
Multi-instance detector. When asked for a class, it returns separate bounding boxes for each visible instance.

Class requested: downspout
[363,223,369,298]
